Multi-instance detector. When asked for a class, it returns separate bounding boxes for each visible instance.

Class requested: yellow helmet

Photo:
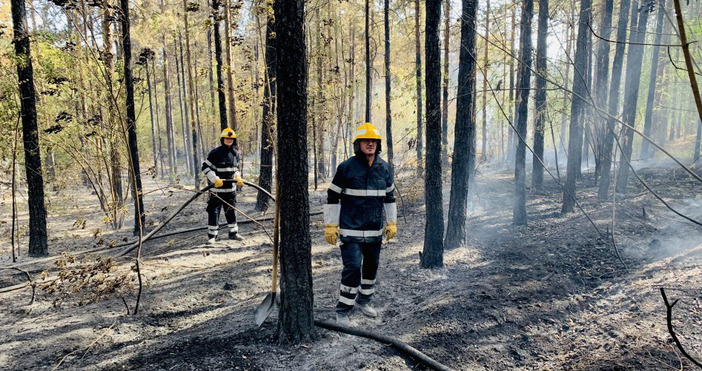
[220,127,237,139]
[352,122,382,143]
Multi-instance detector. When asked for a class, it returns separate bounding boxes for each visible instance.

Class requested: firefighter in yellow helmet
[201,127,246,244]
[324,122,397,325]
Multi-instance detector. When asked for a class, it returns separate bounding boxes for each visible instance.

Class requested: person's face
[223,137,234,146]
[359,139,377,155]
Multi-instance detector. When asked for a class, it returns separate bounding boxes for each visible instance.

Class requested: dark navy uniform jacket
[201,145,241,193]
[327,153,396,243]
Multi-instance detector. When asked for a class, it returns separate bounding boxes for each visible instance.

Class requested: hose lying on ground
[314,319,454,371]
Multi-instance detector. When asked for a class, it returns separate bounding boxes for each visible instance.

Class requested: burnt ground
[2,162,702,370]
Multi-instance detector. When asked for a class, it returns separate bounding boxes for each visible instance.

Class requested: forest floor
[2,158,702,370]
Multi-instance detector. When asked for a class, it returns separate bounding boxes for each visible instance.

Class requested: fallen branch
[660,288,702,368]
[314,319,453,371]
[0,267,36,311]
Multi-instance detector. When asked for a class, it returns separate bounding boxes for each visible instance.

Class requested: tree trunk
[182,0,201,185]
[212,0,228,130]
[255,4,276,212]
[597,0,631,200]
[145,57,159,176]
[481,0,489,161]
[104,3,124,220]
[11,0,48,256]
[560,0,575,149]
[421,0,444,269]
[592,0,614,181]
[513,0,533,225]
[640,0,665,160]
[161,37,177,174]
[176,34,193,175]
[120,0,145,235]
[505,5,517,165]
[274,0,315,343]
[561,0,592,213]
[415,0,424,176]
[532,0,548,191]
[672,0,702,161]
[615,1,651,193]
[444,0,477,250]
[152,59,165,177]
[385,0,394,165]
[440,0,449,166]
[365,0,372,123]
[224,0,238,129]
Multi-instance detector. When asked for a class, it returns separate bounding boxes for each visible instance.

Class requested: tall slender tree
[275,0,315,343]
[640,0,666,160]
[561,0,592,213]
[11,0,48,256]
[615,0,652,193]
[532,0,548,191]
[255,2,276,212]
[120,0,145,235]
[513,0,533,225]
[365,0,372,123]
[481,0,490,161]
[384,0,394,165]
[415,0,424,176]
[592,0,614,181]
[444,0,477,250]
[212,0,228,130]
[183,0,200,184]
[421,0,444,268]
[597,0,631,200]
[440,0,449,166]
[224,0,238,129]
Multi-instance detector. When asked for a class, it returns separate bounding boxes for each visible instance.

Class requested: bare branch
[660,288,702,368]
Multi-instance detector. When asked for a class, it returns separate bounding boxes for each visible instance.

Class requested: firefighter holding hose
[202,127,246,244]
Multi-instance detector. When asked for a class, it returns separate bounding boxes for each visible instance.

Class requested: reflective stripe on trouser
[206,193,237,237]
[335,240,381,314]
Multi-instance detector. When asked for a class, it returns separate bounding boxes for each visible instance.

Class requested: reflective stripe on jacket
[327,154,395,242]
[201,145,241,193]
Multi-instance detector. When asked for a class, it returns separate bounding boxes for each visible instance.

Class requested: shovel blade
[254,293,276,327]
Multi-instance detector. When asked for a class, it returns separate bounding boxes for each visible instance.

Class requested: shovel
[254,179,281,327]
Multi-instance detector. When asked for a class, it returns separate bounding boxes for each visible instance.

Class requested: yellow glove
[383,222,397,241]
[234,175,245,187]
[324,224,340,245]
[213,178,224,188]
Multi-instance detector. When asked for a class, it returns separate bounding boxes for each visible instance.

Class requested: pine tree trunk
[597,0,631,200]
[615,1,651,193]
[415,0,424,176]
[640,0,665,160]
[561,0,592,213]
[11,0,48,256]
[120,0,145,235]
[592,0,614,181]
[444,0,477,250]
[481,0,489,161]
[182,2,200,184]
[532,0,548,191]
[421,0,444,269]
[385,0,394,165]
[440,0,449,166]
[224,0,238,129]
[161,37,177,174]
[365,0,372,123]
[255,4,276,212]
[175,34,192,175]
[152,59,165,177]
[146,58,159,176]
[274,0,315,343]
[212,0,228,130]
[513,0,533,225]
